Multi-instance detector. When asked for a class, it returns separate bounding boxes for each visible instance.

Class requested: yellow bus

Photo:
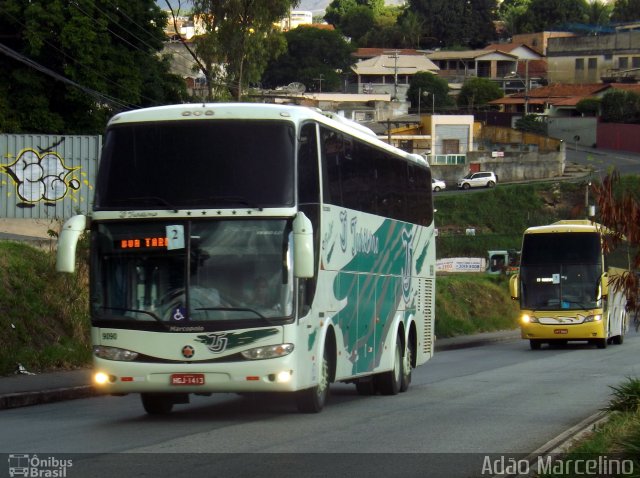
[509,220,629,350]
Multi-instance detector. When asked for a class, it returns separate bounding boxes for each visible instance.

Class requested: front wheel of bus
[296,348,330,413]
[529,340,542,350]
[377,336,402,395]
[141,393,174,415]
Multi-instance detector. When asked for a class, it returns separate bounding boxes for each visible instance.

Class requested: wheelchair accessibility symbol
[171,307,187,321]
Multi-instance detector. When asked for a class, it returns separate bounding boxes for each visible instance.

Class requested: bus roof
[107,103,428,168]
[524,219,601,235]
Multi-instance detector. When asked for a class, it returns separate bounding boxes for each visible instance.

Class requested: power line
[0,42,136,110]
[3,8,158,106]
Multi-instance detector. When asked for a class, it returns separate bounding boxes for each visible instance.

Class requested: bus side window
[321,127,343,207]
[299,123,320,205]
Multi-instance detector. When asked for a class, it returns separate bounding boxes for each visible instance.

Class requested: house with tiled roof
[426,49,519,84]
[482,43,546,93]
[490,82,640,147]
[489,83,610,115]
[351,51,439,99]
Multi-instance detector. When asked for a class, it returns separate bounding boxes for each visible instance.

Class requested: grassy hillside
[0,241,91,375]
[434,181,587,257]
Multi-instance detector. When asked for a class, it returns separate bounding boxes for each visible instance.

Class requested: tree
[325,0,404,47]
[611,0,640,22]
[601,89,640,124]
[261,26,355,93]
[0,0,187,134]
[586,0,613,27]
[515,114,547,135]
[593,171,640,317]
[408,0,498,49]
[497,0,535,35]
[325,0,384,29]
[456,77,503,110]
[576,97,601,116]
[526,0,589,31]
[406,72,455,113]
[168,0,294,101]
[341,5,376,42]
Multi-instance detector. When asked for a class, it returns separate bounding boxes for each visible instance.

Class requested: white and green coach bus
[57,103,436,414]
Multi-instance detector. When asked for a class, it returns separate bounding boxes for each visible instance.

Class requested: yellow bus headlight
[521,314,538,324]
[584,314,602,323]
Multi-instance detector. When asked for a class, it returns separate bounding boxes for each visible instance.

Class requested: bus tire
[595,338,607,349]
[612,333,624,345]
[377,335,402,396]
[529,339,542,350]
[355,377,377,396]
[141,393,174,415]
[400,339,413,393]
[296,347,330,413]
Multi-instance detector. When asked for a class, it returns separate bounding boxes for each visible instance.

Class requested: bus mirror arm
[509,274,519,300]
[293,212,314,279]
[599,273,609,300]
[56,215,87,273]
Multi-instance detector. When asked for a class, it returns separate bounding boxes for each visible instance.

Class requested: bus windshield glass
[94,120,295,209]
[519,232,602,310]
[90,219,294,327]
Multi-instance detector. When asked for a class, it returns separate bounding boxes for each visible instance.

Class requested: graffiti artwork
[1,148,80,208]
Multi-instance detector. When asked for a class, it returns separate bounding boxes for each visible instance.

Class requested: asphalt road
[1,330,639,478]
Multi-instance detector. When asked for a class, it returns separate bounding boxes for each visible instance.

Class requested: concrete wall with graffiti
[0,134,100,220]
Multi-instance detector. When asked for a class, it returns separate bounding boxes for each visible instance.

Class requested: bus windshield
[520,232,602,310]
[90,219,294,327]
[94,120,295,210]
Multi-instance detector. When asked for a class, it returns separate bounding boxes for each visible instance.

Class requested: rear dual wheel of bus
[355,335,413,397]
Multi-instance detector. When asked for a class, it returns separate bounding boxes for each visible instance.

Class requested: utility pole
[314,74,324,93]
[383,50,400,101]
[524,59,529,115]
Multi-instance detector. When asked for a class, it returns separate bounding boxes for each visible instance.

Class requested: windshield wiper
[194,306,279,324]
[191,196,263,211]
[100,306,170,329]
[111,196,179,212]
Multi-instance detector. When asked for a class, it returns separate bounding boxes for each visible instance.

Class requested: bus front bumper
[520,321,606,341]
[91,356,301,394]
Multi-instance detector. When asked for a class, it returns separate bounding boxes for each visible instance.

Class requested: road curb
[435,331,520,351]
[0,385,101,410]
[493,411,610,478]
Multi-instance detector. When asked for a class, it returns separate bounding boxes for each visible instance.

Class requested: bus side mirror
[599,273,609,300]
[56,215,87,273]
[509,274,519,300]
[293,212,314,279]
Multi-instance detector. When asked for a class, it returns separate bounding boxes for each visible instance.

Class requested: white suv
[457,171,497,190]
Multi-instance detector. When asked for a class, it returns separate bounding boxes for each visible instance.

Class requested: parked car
[457,171,497,190]
[432,178,446,192]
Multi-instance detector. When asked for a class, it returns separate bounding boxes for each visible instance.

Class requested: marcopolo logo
[8,454,73,477]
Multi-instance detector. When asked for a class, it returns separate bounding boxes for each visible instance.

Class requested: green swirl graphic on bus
[195,328,279,353]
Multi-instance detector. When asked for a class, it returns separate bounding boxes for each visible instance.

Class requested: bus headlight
[241,343,294,360]
[521,314,538,324]
[584,314,602,323]
[93,345,139,361]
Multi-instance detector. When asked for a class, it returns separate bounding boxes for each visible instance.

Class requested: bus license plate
[170,373,205,385]
[554,329,568,335]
